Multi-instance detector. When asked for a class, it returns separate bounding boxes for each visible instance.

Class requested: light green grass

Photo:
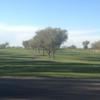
[0,48,100,78]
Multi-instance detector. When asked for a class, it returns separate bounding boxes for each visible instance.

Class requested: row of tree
[23,27,100,57]
[23,27,68,58]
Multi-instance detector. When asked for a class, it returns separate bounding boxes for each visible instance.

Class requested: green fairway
[0,48,100,78]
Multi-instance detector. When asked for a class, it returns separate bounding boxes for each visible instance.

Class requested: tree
[82,40,90,49]
[0,42,9,49]
[91,40,100,50]
[68,45,77,49]
[31,27,68,58]
[22,40,31,49]
[5,42,9,48]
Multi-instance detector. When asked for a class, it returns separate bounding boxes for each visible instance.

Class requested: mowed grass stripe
[0,48,100,78]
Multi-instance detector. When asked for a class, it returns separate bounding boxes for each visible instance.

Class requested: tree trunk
[52,50,55,59]
[43,48,45,56]
[47,50,51,58]
[38,48,41,54]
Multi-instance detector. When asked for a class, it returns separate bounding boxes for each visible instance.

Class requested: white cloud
[64,29,100,48]
[0,23,99,47]
[0,23,41,33]
[0,23,43,46]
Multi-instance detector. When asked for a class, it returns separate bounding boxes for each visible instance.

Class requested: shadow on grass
[0,58,100,75]
[0,49,100,76]
[81,56,100,61]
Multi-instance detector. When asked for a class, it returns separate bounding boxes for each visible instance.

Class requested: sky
[0,0,100,47]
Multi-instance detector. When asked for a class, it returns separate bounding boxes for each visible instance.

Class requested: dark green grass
[0,48,100,78]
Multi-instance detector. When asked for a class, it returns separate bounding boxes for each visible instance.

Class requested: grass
[0,48,100,78]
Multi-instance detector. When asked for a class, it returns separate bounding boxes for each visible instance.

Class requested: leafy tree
[0,42,9,49]
[68,45,77,49]
[82,40,90,49]
[91,40,100,49]
[32,27,68,58]
[22,40,31,49]
[5,42,9,48]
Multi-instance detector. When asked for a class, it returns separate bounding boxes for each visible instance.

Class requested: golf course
[0,48,100,78]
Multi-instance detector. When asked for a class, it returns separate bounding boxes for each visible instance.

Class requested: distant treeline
[63,40,100,50]
[0,42,23,49]
[0,42,9,49]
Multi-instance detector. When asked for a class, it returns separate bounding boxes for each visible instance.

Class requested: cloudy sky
[0,0,100,47]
